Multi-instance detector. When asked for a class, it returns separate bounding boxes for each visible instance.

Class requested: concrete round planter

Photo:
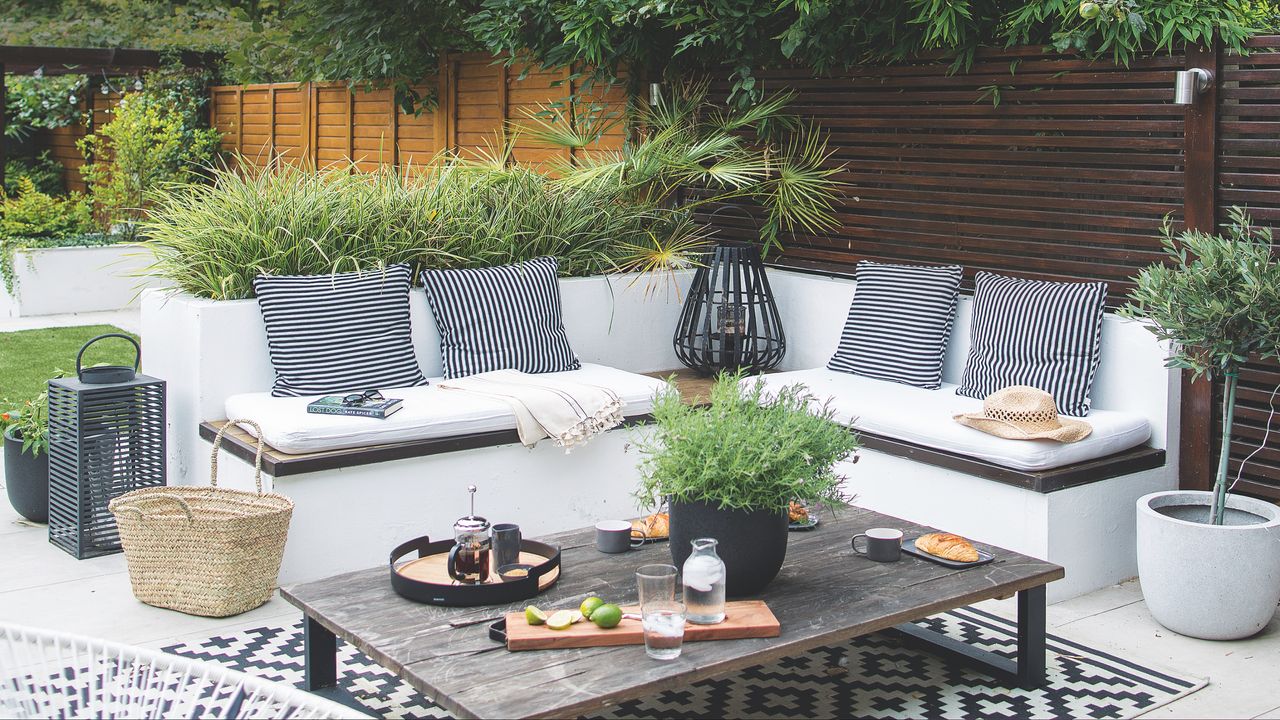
[1137,490,1280,640]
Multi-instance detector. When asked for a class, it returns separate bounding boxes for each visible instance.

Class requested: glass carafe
[682,538,726,624]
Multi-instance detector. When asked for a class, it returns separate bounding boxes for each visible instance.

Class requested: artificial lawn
[0,325,140,403]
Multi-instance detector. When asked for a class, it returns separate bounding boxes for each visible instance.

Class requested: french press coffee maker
[447,485,491,584]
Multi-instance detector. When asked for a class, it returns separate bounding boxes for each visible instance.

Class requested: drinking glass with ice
[642,601,687,660]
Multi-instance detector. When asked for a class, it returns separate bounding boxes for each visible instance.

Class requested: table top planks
[281,506,1062,719]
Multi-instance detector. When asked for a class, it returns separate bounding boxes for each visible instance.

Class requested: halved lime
[547,610,576,630]
[524,606,548,626]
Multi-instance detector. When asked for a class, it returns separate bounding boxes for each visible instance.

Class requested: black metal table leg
[304,614,338,691]
[1016,584,1048,689]
[889,583,1049,690]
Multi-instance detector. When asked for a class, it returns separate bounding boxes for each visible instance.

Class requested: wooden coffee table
[282,507,1062,719]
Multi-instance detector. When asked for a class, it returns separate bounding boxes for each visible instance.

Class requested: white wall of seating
[141,265,1180,598]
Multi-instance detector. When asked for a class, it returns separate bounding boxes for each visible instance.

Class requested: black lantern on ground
[674,241,786,376]
[47,334,166,559]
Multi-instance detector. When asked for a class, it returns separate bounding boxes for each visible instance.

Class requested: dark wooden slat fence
[1212,36,1280,501]
[705,46,1189,306]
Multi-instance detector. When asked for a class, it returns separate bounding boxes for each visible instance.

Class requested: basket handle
[211,418,266,495]
[110,494,195,523]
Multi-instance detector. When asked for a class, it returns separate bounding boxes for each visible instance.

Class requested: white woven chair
[0,623,366,719]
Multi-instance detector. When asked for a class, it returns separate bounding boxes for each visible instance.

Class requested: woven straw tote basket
[109,420,294,617]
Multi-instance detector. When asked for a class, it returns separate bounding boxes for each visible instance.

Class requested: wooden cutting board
[504,600,780,651]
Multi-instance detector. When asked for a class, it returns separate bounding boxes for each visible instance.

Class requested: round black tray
[389,536,562,607]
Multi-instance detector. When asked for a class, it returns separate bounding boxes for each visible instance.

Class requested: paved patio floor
[0,461,1276,719]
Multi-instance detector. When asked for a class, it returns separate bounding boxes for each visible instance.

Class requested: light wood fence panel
[208,53,626,172]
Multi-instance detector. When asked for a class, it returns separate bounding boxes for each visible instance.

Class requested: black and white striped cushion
[253,264,427,397]
[828,261,963,389]
[421,257,580,379]
[956,272,1108,417]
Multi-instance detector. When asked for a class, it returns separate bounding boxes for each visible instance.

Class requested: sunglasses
[342,389,384,406]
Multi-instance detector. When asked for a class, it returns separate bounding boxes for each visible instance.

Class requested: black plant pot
[669,499,789,597]
[3,427,48,523]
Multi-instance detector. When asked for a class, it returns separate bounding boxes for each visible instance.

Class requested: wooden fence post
[1179,42,1221,492]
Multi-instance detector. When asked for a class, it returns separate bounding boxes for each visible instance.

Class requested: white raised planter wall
[142,267,1181,595]
[0,244,165,318]
[766,269,1181,602]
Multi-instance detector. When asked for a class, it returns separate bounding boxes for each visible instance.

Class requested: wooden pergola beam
[0,45,218,77]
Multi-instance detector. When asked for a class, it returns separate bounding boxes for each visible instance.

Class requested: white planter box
[0,244,168,318]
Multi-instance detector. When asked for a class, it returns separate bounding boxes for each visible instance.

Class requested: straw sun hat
[954,385,1092,443]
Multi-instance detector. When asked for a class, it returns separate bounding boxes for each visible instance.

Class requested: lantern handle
[76,333,141,380]
[211,418,265,495]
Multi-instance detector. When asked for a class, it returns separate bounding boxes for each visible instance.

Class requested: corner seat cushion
[224,363,665,455]
[752,368,1151,472]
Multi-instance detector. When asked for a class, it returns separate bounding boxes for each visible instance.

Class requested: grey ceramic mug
[491,523,522,569]
[596,520,646,553]
[852,528,903,562]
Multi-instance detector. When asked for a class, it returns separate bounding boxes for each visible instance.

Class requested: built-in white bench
[142,273,691,584]
[761,270,1178,601]
[141,268,1179,599]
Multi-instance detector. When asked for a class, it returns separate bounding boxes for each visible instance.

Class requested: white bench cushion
[753,368,1151,472]
[225,363,666,455]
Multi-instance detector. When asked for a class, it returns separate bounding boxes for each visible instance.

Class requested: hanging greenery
[283,0,1277,110]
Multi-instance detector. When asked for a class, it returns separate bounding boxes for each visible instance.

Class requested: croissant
[916,532,980,563]
[632,513,669,540]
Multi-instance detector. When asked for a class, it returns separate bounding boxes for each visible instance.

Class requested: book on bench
[307,395,404,419]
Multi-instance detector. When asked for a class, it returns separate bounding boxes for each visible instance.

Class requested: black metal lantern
[674,242,786,375]
[47,334,166,559]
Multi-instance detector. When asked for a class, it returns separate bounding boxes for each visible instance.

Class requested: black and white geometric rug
[162,607,1205,719]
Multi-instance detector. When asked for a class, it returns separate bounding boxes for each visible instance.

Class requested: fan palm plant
[522,82,844,253]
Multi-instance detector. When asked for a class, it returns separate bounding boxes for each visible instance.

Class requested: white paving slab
[1,446,1277,716]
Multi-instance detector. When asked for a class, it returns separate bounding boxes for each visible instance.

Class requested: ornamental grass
[142,154,704,300]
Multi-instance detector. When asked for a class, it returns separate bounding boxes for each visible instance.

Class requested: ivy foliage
[285,0,1277,109]
[0,0,302,85]
[3,76,88,140]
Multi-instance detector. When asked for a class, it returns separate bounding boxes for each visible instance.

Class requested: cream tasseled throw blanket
[438,370,624,450]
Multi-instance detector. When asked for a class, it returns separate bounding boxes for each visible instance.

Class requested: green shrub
[142,157,704,300]
[79,92,222,238]
[633,373,860,513]
[0,177,95,238]
[4,152,66,197]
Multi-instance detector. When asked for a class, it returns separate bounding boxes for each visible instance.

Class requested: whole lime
[591,603,623,629]
[580,596,605,619]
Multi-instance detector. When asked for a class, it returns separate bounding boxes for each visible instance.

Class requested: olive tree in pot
[1,392,50,524]
[1122,207,1280,640]
[634,373,859,596]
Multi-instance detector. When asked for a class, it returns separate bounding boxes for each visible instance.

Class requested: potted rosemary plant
[634,373,859,595]
[2,391,50,523]
[1122,207,1280,640]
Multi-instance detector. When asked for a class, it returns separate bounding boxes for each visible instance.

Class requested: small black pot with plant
[2,391,50,523]
[634,372,859,596]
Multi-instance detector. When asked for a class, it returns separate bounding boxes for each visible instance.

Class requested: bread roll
[632,513,669,539]
[916,532,980,562]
